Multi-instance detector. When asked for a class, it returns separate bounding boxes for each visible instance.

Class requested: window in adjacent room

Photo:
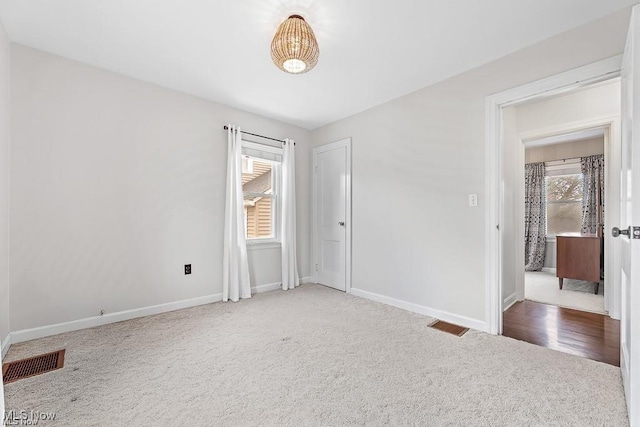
[242,155,278,241]
[545,169,583,236]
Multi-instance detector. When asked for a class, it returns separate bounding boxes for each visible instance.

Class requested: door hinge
[496,224,500,231]
[315,263,318,271]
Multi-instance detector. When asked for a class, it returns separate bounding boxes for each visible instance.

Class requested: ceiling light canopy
[271,15,319,74]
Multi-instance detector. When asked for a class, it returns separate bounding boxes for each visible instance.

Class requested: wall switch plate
[185,264,191,275]
[468,194,478,207]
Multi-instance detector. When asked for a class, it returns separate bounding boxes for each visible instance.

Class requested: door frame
[485,55,622,335]
[312,138,352,293]
[515,117,621,317]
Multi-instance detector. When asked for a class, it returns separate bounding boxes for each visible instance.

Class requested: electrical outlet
[185,264,191,275]
[468,194,478,207]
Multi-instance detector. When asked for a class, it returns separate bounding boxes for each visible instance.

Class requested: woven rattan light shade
[271,15,319,74]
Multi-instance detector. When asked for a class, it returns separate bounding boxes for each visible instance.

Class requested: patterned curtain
[581,154,605,235]
[524,162,546,271]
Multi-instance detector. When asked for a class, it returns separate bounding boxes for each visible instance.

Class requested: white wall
[501,107,521,307]
[525,137,605,164]
[310,7,631,327]
[0,20,8,344]
[517,83,621,134]
[544,243,557,270]
[0,17,9,418]
[10,45,311,331]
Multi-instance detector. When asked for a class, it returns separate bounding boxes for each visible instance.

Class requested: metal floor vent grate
[428,320,469,337]
[2,349,65,384]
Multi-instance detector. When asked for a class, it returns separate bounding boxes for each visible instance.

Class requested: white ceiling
[0,1,637,129]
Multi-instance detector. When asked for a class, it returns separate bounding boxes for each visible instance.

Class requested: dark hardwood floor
[503,300,620,366]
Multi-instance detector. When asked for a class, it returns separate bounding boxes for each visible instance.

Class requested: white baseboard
[10,293,224,345]
[350,288,487,332]
[6,278,311,348]
[2,277,311,352]
[541,267,557,274]
[253,277,312,293]
[503,292,518,311]
[252,282,282,294]
[1,333,11,359]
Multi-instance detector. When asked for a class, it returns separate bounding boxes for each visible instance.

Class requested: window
[545,173,583,235]
[242,156,278,241]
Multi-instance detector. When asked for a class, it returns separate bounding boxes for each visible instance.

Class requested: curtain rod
[525,156,581,166]
[223,125,294,145]
[545,156,581,164]
[527,154,603,166]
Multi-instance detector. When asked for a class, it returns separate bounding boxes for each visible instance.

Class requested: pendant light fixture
[270,15,319,74]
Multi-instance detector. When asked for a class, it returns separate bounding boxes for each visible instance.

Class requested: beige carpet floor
[3,284,628,426]
[525,271,605,314]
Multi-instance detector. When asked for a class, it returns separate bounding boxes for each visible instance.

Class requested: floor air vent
[428,320,469,337]
[2,349,65,384]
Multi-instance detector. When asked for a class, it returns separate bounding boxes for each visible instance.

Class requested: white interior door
[314,139,351,292]
[618,6,640,423]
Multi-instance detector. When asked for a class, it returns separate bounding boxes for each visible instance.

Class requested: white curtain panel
[281,139,299,290]
[222,125,251,302]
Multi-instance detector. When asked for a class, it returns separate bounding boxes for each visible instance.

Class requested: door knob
[338,221,345,226]
[612,226,630,238]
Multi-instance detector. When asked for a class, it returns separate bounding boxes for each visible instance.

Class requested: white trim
[519,118,618,142]
[525,127,606,147]
[622,342,630,408]
[246,241,281,250]
[541,267,557,274]
[1,333,11,359]
[485,55,622,335]
[10,293,223,344]
[603,120,621,318]
[544,162,582,176]
[251,282,282,294]
[312,148,317,285]
[242,146,282,243]
[312,138,352,294]
[485,96,503,334]
[300,276,314,284]
[503,292,519,311]
[241,140,283,155]
[516,137,526,303]
[273,160,281,242]
[5,280,309,348]
[545,158,581,167]
[351,287,486,332]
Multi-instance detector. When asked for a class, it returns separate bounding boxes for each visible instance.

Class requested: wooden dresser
[556,233,601,294]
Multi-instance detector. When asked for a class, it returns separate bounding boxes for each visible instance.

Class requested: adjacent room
[501,81,619,314]
[524,132,606,313]
[0,1,639,425]
[500,79,622,367]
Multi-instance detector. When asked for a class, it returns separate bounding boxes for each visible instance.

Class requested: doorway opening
[486,61,622,366]
[522,127,607,315]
